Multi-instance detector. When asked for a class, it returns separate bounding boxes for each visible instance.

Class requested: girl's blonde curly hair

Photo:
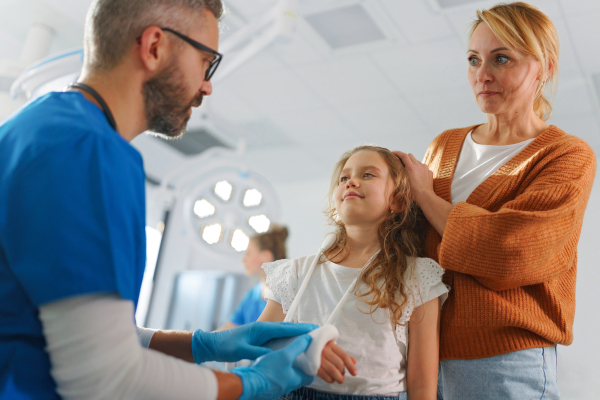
[323,145,425,325]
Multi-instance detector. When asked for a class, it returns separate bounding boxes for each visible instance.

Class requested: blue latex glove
[191,321,318,364]
[232,334,315,400]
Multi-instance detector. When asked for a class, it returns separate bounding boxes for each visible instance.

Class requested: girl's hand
[393,151,434,205]
[316,341,357,384]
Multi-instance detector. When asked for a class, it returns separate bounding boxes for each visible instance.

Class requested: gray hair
[84,0,224,71]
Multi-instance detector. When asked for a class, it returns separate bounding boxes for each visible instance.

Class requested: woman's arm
[257,299,286,322]
[406,298,441,400]
[396,141,597,291]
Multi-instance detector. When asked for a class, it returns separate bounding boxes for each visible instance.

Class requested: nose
[477,62,494,84]
[200,79,213,96]
[346,177,359,188]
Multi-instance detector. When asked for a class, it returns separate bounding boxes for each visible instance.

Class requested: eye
[339,176,349,183]
[364,173,374,178]
[468,56,478,66]
[496,55,510,65]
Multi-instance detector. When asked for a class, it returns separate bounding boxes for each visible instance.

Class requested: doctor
[0,0,324,399]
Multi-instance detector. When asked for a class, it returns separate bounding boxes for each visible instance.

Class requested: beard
[142,59,203,139]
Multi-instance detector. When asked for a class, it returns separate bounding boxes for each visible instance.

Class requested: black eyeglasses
[136,27,222,81]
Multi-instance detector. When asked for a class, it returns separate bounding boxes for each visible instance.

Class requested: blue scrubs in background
[230,283,267,326]
[0,91,146,399]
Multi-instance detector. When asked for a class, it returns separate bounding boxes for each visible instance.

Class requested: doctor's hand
[232,334,315,400]
[317,341,357,384]
[191,321,318,364]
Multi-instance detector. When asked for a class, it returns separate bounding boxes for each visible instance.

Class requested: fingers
[318,357,345,384]
[241,346,272,361]
[330,343,357,376]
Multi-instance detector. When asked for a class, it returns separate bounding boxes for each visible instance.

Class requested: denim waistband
[280,386,407,400]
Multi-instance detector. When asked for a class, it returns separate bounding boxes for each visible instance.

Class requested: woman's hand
[393,151,435,204]
[316,341,357,384]
[393,150,453,237]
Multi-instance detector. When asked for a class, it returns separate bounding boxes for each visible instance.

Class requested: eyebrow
[341,165,382,174]
[467,47,511,54]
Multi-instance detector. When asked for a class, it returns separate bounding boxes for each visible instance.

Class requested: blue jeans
[437,346,562,400]
[280,387,407,400]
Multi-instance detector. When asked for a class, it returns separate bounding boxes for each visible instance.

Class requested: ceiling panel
[223,67,327,115]
[406,86,486,135]
[550,76,596,120]
[0,30,22,61]
[564,11,600,73]
[333,95,429,148]
[293,56,397,106]
[378,0,455,43]
[372,37,466,95]
[41,0,91,26]
[269,32,327,67]
[268,105,360,147]
[203,79,263,123]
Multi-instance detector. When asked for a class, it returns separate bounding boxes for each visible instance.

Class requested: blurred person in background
[219,225,289,331]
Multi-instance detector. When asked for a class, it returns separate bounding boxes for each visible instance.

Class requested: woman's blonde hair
[324,145,424,326]
[469,2,560,120]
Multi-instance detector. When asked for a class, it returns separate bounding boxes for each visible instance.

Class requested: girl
[258,145,448,400]
[218,225,289,331]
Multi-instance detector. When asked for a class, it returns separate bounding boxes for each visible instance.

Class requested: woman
[218,225,289,331]
[395,3,596,399]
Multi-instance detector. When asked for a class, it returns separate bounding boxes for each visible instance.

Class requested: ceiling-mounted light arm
[213,0,299,83]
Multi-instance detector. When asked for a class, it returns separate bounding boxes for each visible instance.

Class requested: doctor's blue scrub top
[0,91,146,399]
[230,282,267,326]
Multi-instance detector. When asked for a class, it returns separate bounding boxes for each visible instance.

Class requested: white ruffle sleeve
[262,259,299,317]
[395,257,449,343]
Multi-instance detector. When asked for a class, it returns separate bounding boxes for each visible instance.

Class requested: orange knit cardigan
[423,125,596,361]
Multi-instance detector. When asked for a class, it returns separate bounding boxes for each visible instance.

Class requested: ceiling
[1,0,599,185]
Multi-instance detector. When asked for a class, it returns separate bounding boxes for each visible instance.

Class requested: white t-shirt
[263,255,448,395]
[451,131,535,205]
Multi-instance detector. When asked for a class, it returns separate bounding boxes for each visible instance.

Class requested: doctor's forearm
[148,329,195,363]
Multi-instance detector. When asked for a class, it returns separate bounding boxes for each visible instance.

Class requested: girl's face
[334,151,395,226]
[241,240,273,277]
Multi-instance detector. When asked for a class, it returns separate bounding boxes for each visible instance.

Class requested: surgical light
[214,180,233,201]
[202,223,223,244]
[231,229,250,252]
[243,189,262,207]
[193,198,216,218]
[248,214,271,233]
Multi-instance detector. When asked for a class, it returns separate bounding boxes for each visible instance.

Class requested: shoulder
[547,126,596,161]
[262,254,318,276]
[405,257,444,283]
[423,125,479,165]
[0,92,142,177]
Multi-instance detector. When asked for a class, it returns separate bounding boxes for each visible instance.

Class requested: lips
[479,91,499,98]
[343,191,363,200]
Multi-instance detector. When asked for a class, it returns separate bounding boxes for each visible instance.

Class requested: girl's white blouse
[263,255,449,395]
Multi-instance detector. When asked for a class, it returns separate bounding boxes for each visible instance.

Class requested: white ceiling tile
[548,113,600,153]
[0,30,22,61]
[564,11,600,73]
[378,0,455,43]
[221,50,285,77]
[550,76,596,120]
[372,37,466,95]
[293,56,397,106]
[222,67,327,114]
[225,0,278,21]
[559,0,600,16]
[406,86,486,135]
[41,0,91,26]
[334,95,430,150]
[268,106,360,147]
[202,78,263,124]
[269,32,327,66]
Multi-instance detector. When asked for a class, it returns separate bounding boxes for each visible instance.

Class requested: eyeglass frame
[135,27,223,81]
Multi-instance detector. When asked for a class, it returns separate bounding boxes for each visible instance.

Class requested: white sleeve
[413,257,449,308]
[262,259,298,315]
[137,326,158,348]
[39,294,218,400]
